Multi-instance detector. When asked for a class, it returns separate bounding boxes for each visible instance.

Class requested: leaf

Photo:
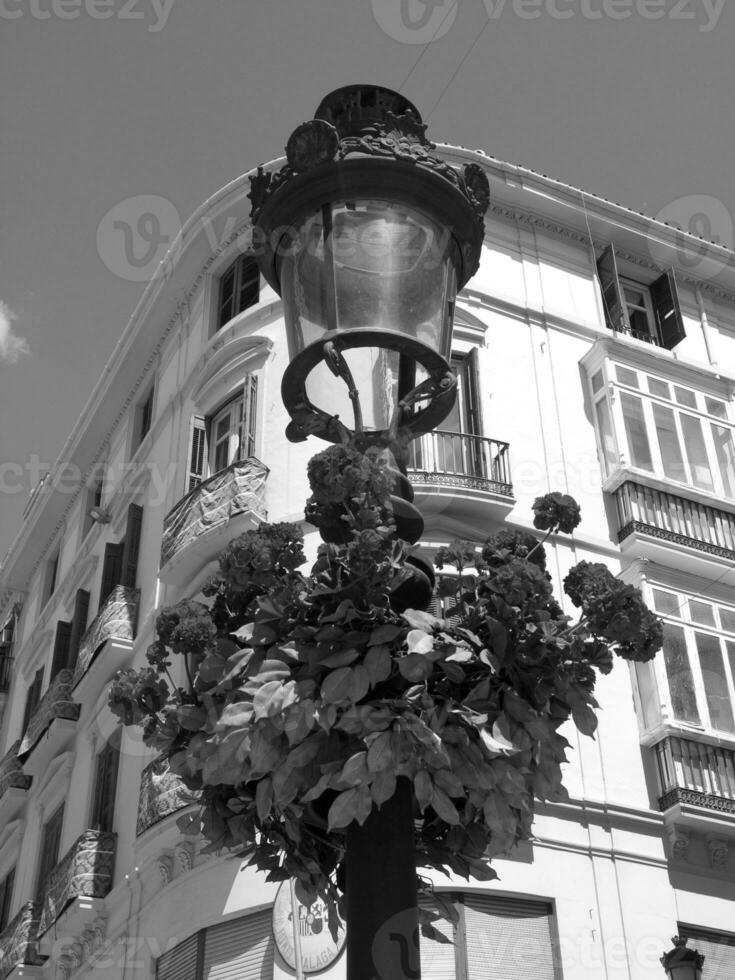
[434,769,465,798]
[253,659,292,683]
[367,731,393,772]
[369,624,405,645]
[485,617,508,657]
[218,701,255,728]
[253,680,286,720]
[339,751,369,787]
[402,609,442,630]
[398,653,433,683]
[414,770,433,813]
[571,701,598,737]
[407,629,434,654]
[440,661,466,683]
[364,645,392,685]
[355,784,374,825]
[255,778,273,821]
[370,768,396,805]
[317,647,362,669]
[177,704,208,731]
[479,721,520,756]
[321,667,355,705]
[347,665,371,703]
[327,788,359,830]
[431,787,460,825]
[286,733,325,767]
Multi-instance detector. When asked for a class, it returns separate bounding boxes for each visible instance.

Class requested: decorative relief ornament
[667,825,690,862]
[286,120,339,173]
[707,836,729,870]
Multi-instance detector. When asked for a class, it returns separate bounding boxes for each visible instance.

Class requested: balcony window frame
[635,580,735,741]
[216,254,260,332]
[589,360,735,501]
[131,383,155,458]
[35,803,64,901]
[89,738,120,834]
[186,375,259,494]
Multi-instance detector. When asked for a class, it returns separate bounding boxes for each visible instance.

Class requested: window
[596,245,686,349]
[0,612,16,693]
[132,385,155,455]
[50,589,90,678]
[217,254,260,330]
[637,585,735,737]
[420,893,561,979]
[98,503,144,612]
[590,363,735,498]
[678,926,735,976]
[36,804,64,899]
[42,548,60,607]
[187,376,259,492]
[21,667,44,735]
[0,868,15,932]
[82,479,104,539]
[90,740,120,833]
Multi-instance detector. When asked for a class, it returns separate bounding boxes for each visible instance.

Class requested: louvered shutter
[50,621,72,679]
[157,933,201,980]
[0,868,15,932]
[90,741,120,833]
[238,257,260,314]
[651,269,686,349]
[202,910,274,980]
[22,668,44,734]
[67,589,90,672]
[596,245,629,333]
[218,265,236,330]
[463,895,560,980]
[99,542,124,612]
[679,926,735,979]
[242,375,258,458]
[419,897,457,980]
[121,503,144,589]
[188,416,208,492]
[35,805,64,898]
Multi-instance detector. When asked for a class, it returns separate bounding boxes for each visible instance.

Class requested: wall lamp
[661,936,705,980]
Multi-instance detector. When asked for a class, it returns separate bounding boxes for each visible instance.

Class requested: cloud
[0,302,30,364]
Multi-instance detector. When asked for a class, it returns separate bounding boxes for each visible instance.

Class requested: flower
[532,492,581,533]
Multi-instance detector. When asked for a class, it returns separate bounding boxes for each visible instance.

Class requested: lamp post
[660,937,705,980]
[250,86,490,980]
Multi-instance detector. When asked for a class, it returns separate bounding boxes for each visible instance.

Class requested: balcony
[136,756,194,837]
[0,742,31,823]
[654,734,735,827]
[72,586,139,697]
[37,831,116,942]
[407,431,514,531]
[18,670,80,777]
[614,481,735,584]
[0,903,44,980]
[160,458,268,588]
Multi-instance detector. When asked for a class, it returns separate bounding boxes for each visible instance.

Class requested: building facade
[1,124,734,980]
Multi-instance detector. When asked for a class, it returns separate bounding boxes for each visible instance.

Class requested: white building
[1,87,734,980]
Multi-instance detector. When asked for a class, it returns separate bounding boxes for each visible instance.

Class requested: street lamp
[250,84,490,980]
[661,937,705,980]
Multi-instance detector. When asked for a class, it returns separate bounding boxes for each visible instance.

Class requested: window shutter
[463,895,560,980]
[679,925,735,978]
[202,910,275,980]
[596,245,629,333]
[36,805,64,899]
[90,741,120,833]
[157,934,202,980]
[242,375,259,458]
[238,257,260,314]
[651,269,686,350]
[0,867,15,932]
[99,542,124,612]
[218,265,236,329]
[22,668,44,734]
[50,621,72,679]
[121,503,144,589]
[419,897,458,980]
[188,415,208,492]
[67,589,90,672]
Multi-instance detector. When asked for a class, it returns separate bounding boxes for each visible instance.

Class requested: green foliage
[108,448,662,916]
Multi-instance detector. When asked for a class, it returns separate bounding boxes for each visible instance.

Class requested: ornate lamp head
[660,936,705,980]
[249,84,490,452]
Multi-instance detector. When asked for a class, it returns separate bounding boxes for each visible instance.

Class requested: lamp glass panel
[278,200,459,358]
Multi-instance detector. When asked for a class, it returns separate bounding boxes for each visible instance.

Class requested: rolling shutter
[67,589,91,672]
[419,897,457,980]
[50,621,72,679]
[202,910,274,980]
[188,416,208,493]
[463,895,560,980]
[679,925,735,979]
[99,542,124,611]
[596,245,629,334]
[157,933,201,980]
[121,503,144,589]
[651,269,686,350]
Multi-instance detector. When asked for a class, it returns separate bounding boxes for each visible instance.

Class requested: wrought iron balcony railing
[0,902,44,980]
[407,430,513,497]
[18,669,80,760]
[38,831,116,936]
[615,481,735,560]
[0,741,31,802]
[654,734,735,816]
[160,457,268,570]
[613,325,661,347]
[136,756,195,836]
[72,586,140,687]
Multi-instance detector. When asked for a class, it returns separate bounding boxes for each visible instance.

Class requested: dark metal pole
[345,776,420,980]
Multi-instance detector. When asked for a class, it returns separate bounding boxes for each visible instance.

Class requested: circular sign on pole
[272,881,346,974]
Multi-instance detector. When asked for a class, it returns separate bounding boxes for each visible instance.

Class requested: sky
[2,0,735,559]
